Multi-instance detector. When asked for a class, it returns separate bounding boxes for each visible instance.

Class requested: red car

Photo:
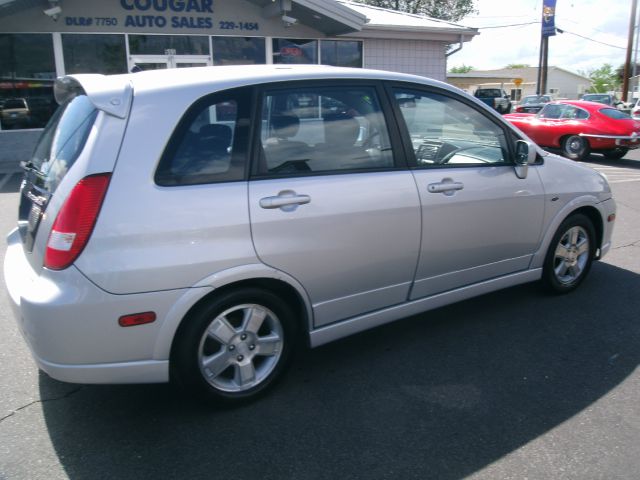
[503,100,640,160]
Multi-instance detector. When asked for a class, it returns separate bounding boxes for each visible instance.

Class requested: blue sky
[449,0,632,75]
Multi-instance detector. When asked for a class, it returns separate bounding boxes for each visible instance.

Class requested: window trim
[249,79,408,180]
[154,86,254,187]
[384,81,520,170]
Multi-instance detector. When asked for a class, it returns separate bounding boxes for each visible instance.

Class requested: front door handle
[259,190,311,211]
[427,180,464,195]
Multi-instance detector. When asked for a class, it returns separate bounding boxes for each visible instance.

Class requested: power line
[477,21,540,29]
[556,27,627,50]
[474,21,627,51]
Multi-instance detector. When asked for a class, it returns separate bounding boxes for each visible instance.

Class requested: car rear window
[599,108,630,120]
[30,95,97,194]
[475,89,502,97]
[3,98,27,109]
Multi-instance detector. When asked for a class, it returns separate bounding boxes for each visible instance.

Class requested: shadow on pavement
[40,261,640,479]
[0,172,22,194]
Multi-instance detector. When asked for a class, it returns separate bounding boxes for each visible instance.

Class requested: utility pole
[537,0,557,95]
[623,0,638,102]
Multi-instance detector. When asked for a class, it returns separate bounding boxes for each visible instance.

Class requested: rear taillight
[44,173,111,270]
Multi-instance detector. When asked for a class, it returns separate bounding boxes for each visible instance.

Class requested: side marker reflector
[119,312,156,327]
[608,214,616,222]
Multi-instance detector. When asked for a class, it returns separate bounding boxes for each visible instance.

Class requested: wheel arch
[572,205,604,257]
[531,198,606,269]
[151,266,313,363]
[559,133,592,149]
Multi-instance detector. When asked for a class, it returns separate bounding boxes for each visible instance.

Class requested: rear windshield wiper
[20,161,46,178]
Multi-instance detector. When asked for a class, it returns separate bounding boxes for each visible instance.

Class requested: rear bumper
[3,228,183,384]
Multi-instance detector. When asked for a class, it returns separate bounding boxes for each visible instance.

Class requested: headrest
[271,114,300,138]
[323,113,360,145]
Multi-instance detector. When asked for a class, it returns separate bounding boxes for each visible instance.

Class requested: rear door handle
[259,191,311,211]
[427,181,464,195]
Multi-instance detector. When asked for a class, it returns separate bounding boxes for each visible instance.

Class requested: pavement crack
[612,239,640,250]
[0,386,84,424]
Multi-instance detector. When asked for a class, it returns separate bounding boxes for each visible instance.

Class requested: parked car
[581,93,622,108]
[504,100,640,160]
[631,98,640,119]
[0,97,30,129]
[514,94,552,113]
[473,88,512,113]
[4,66,616,405]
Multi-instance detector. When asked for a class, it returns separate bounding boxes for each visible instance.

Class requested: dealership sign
[64,0,259,31]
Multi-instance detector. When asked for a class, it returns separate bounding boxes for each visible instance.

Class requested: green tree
[359,0,476,22]
[505,64,530,69]
[584,63,620,93]
[449,64,474,73]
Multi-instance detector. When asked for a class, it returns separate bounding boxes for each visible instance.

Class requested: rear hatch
[18,95,98,255]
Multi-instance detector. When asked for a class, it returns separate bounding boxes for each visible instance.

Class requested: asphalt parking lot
[0,152,639,480]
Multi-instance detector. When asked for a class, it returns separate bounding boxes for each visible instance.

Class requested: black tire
[172,288,298,405]
[542,214,596,294]
[602,148,628,160]
[561,135,591,161]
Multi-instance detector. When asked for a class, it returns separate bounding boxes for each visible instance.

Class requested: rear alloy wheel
[602,148,628,160]
[173,288,297,405]
[542,214,595,294]
[561,135,590,161]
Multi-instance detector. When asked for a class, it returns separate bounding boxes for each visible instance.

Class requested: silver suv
[4,66,616,404]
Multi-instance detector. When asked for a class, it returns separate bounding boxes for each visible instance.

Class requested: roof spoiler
[54,74,133,119]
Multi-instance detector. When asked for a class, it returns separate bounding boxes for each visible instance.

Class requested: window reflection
[0,34,56,130]
[321,41,362,68]
[62,34,128,75]
[212,37,265,65]
[272,39,318,64]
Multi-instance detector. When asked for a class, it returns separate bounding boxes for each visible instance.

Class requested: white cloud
[450,0,632,74]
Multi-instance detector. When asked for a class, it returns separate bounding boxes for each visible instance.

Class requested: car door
[248,82,422,328]
[389,84,545,300]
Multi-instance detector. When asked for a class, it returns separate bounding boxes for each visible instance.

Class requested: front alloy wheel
[542,214,595,293]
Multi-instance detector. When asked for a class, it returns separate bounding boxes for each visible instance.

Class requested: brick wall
[363,39,447,81]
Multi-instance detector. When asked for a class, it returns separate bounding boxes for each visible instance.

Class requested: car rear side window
[254,85,394,176]
[155,87,251,186]
[600,108,630,120]
[30,94,98,194]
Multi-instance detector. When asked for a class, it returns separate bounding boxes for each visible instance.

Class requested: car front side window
[393,88,509,166]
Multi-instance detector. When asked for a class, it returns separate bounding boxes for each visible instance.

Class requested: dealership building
[0,0,477,163]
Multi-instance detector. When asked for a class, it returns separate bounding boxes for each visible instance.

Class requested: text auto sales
[66,0,216,29]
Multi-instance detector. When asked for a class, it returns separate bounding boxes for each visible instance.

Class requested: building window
[0,33,56,130]
[129,35,209,55]
[549,88,560,95]
[212,37,265,65]
[272,39,318,64]
[62,34,128,75]
[321,40,363,68]
[510,89,522,101]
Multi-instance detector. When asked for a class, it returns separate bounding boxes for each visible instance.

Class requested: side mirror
[514,140,536,179]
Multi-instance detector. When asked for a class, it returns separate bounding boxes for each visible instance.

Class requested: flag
[542,0,557,37]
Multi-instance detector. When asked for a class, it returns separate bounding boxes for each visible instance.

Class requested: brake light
[44,173,111,270]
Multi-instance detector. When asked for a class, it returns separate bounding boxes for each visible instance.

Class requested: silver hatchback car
[4,65,616,404]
